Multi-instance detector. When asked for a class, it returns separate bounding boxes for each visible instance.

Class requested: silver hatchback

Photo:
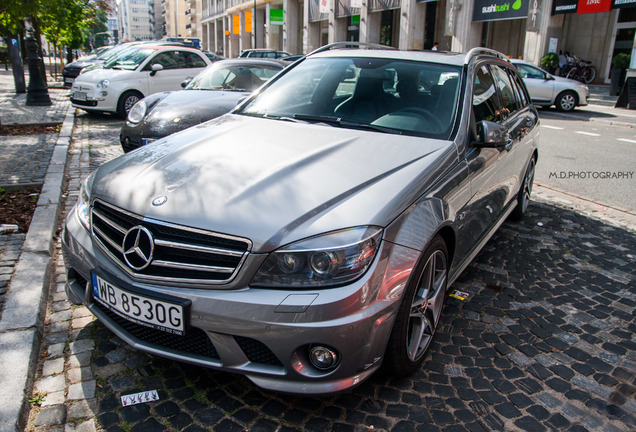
[511,59,589,112]
[62,45,539,394]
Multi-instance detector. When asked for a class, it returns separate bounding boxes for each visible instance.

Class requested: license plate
[141,138,157,146]
[91,273,186,335]
[72,91,87,101]
[64,77,74,84]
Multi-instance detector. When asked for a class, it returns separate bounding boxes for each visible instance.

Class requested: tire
[581,66,596,84]
[566,68,578,81]
[117,91,143,119]
[383,235,448,376]
[555,91,577,112]
[509,155,536,221]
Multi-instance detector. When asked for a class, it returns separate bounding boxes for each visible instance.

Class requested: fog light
[309,345,339,370]
[99,91,108,97]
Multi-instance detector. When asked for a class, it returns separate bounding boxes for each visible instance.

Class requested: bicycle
[565,56,596,83]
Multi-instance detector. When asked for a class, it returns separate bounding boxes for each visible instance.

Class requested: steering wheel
[394,107,444,131]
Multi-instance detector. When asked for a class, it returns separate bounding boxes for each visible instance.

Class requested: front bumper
[61,206,419,394]
[70,82,117,113]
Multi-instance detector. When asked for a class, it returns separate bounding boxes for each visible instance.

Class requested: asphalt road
[536,107,636,212]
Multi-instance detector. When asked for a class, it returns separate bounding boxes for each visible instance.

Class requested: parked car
[63,42,142,88]
[70,45,212,118]
[511,59,589,112]
[120,59,287,152]
[203,51,224,62]
[62,45,539,394]
[239,48,291,59]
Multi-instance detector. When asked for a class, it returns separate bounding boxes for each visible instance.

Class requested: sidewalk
[0,72,73,432]
[0,69,634,432]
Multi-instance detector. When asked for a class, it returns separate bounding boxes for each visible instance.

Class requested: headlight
[97,79,110,89]
[127,100,147,124]
[251,226,382,288]
[76,173,95,231]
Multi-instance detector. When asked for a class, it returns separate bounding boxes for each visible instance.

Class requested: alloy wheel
[406,249,447,362]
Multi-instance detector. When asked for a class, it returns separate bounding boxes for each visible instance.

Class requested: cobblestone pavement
[0,134,58,187]
[0,86,71,126]
[27,113,636,432]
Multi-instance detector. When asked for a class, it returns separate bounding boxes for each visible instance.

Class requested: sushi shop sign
[473,0,530,21]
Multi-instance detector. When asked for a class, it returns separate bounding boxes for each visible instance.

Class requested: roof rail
[464,47,509,65]
[309,42,397,56]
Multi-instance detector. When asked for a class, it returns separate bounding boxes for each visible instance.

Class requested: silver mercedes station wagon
[62,44,539,394]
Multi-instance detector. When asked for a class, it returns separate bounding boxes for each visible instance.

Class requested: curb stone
[0,107,74,432]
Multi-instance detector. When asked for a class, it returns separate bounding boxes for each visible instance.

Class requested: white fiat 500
[70,45,211,118]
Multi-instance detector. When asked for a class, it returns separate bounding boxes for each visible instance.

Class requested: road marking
[617,138,636,144]
[542,125,563,130]
[575,131,601,137]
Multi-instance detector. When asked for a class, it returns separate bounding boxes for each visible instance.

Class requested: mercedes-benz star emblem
[122,226,154,271]
[152,196,168,206]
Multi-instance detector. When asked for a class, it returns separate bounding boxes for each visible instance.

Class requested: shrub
[612,53,631,70]
[540,52,559,69]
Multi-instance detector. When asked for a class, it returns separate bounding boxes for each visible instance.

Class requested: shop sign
[552,0,578,13]
[445,0,456,36]
[612,0,636,8]
[577,0,611,14]
[319,0,331,14]
[472,0,531,22]
[245,11,252,33]
[270,9,283,25]
[232,15,240,35]
[350,0,363,7]
[526,0,542,32]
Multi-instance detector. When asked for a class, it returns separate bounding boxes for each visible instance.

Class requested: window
[473,65,500,123]
[149,51,185,70]
[516,64,546,80]
[491,65,518,117]
[508,70,530,107]
[183,52,207,68]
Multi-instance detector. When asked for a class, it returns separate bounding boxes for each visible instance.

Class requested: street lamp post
[25,28,51,106]
[254,0,257,48]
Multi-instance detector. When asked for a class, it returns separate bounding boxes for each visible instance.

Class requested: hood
[93,115,456,252]
[75,67,136,83]
[142,90,248,135]
[551,74,587,88]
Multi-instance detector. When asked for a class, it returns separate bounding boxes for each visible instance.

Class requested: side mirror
[149,63,163,76]
[181,78,192,88]
[474,120,510,149]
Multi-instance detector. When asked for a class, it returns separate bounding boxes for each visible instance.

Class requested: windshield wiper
[292,114,402,134]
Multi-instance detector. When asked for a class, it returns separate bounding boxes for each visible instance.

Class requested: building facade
[163,0,203,38]
[198,0,636,83]
[119,0,156,41]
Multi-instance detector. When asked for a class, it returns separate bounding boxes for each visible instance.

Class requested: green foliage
[540,52,559,69]
[612,53,631,70]
[28,391,46,407]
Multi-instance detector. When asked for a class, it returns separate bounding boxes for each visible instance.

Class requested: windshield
[187,63,281,91]
[237,57,462,138]
[103,48,154,70]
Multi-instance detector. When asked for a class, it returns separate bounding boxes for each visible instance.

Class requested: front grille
[91,200,251,284]
[235,336,283,366]
[71,99,98,107]
[95,301,220,360]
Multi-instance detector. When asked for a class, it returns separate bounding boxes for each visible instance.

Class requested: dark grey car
[120,59,286,152]
[62,45,538,394]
